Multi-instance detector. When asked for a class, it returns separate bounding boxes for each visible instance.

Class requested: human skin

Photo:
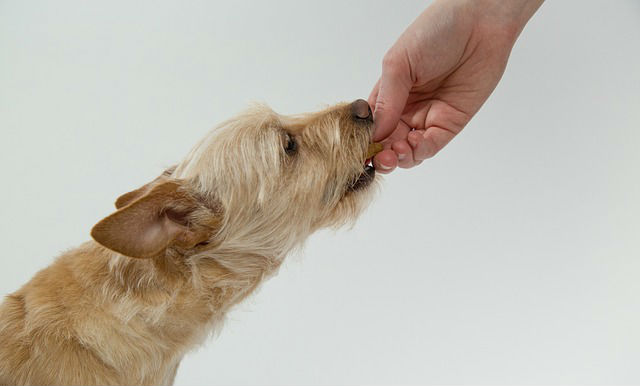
[369,0,545,172]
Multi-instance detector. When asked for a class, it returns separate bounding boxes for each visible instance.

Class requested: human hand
[369,0,543,173]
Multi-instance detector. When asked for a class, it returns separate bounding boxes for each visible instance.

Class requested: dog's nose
[351,99,372,121]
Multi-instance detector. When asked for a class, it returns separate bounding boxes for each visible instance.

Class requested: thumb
[372,54,412,142]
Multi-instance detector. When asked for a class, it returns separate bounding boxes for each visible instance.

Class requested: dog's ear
[92,180,217,259]
[115,166,177,209]
[114,185,149,209]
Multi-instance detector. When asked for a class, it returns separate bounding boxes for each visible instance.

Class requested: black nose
[351,99,372,121]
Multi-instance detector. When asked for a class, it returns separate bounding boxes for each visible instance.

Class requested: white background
[1,1,639,384]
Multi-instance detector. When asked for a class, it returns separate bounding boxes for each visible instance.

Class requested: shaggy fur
[0,101,377,385]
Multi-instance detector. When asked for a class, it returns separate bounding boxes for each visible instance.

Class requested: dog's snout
[351,99,372,122]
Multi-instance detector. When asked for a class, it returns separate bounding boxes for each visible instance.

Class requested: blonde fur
[0,101,377,385]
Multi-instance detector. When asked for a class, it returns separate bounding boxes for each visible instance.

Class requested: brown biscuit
[366,143,383,159]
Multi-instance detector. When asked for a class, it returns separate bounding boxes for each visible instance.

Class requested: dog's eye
[284,133,297,155]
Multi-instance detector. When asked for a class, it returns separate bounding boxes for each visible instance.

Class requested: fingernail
[397,154,406,161]
[378,163,392,171]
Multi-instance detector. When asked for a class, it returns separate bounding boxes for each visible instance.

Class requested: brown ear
[92,180,214,258]
[114,166,177,209]
[114,186,148,209]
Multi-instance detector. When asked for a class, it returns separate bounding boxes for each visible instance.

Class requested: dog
[0,99,379,385]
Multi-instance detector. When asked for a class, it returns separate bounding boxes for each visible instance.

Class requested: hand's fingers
[377,119,410,153]
[391,139,416,169]
[377,121,415,169]
[408,126,458,161]
[372,53,412,142]
[373,149,398,174]
[407,129,427,149]
[385,119,412,143]
[368,78,380,110]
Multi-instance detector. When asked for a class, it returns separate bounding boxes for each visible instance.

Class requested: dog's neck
[66,241,276,379]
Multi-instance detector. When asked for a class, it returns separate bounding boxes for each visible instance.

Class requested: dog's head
[91,100,377,264]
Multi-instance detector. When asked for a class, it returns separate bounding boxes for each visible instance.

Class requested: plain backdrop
[1,1,639,385]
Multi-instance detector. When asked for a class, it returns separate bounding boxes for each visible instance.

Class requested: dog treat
[366,142,383,159]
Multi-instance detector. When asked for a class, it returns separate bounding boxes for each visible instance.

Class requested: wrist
[463,0,544,40]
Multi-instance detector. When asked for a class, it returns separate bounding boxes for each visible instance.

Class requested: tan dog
[0,100,378,385]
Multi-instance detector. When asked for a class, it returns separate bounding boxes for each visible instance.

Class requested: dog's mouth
[347,160,375,192]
